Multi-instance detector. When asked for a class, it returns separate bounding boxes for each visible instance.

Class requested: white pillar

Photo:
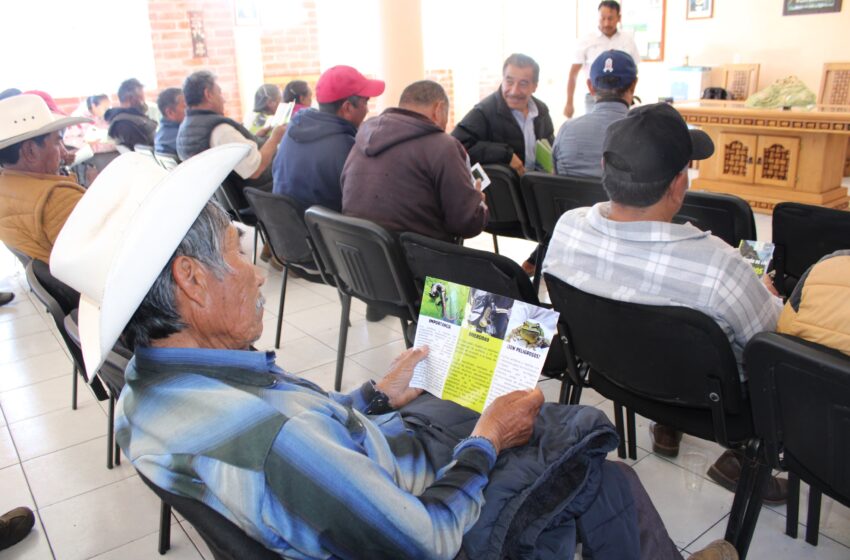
[233,25,264,123]
[377,0,424,110]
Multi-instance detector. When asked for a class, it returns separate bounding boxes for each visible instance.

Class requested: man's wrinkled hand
[471,388,544,454]
[375,346,429,409]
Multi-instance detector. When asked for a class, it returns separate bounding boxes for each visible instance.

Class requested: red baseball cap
[24,90,67,115]
[315,66,385,104]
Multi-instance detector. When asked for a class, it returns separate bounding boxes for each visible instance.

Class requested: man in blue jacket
[272,65,384,212]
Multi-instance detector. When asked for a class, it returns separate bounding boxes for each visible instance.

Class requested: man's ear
[668,170,688,209]
[171,256,209,307]
[587,78,596,95]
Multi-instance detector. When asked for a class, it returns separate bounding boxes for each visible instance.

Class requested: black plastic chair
[133,144,157,159]
[772,202,850,297]
[745,332,850,547]
[520,172,607,289]
[305,207,419,391]
[674,191,756,248]
[400,232,580,403]
[216,176,261,264]
[481,164,533,253]
[545,273,769,558]
[244,188,334,348]
[5,244,32,268]
[25,260,108,407]
[138,473,280,559]
[63,311,131,469]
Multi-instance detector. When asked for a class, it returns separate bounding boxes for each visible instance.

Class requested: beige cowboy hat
[0,94,90,150]
[50,143,251,374]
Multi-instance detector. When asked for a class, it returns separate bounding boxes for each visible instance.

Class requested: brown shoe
[0,506,35,551]
[269,257,284,271]
[707,449,788,505]
[521,260,535,277]
[650,423,683,457]
[260,244,272,262]
[688,539,738,560]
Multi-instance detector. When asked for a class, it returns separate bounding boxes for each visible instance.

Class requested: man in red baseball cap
[272,65,385,216]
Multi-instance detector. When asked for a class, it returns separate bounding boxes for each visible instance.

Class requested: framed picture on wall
[687,0,714,19]
[783,0,842,15]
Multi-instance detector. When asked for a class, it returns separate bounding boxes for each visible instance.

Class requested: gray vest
[176,109,256,162]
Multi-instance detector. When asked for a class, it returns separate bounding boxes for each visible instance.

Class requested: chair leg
[613,402,626,459]
[626,408,637,460]
[491,234,500,254]
[275,267,288,349]
[532,244,547,294]
[158,501,171,554]
[106,394,115,470]
[805,487,821,546]
[334,295,352,392]
[400,319,413,348]
[724,439,769,558]
[786,472,800,538]
[252,227,259,265]
[72,364,78,410]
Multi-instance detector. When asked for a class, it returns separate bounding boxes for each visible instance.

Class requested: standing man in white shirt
[564,1,641,118]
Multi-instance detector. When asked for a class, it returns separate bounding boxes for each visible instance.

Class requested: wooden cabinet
[675,102,849,214]
[718,133,800,189]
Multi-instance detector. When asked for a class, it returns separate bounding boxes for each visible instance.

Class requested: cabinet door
[719,133,757,184]
[755,135,800,189]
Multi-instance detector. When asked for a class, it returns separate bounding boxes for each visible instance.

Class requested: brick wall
[425,69,456,130]
[147,0,242,119]
[260,1,320,83]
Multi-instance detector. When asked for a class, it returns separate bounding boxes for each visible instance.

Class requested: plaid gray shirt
[542,203,783,372]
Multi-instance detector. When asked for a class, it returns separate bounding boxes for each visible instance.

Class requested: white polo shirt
[573,29,641,78]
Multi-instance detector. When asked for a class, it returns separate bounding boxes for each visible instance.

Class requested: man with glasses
[452,53,554,178]
[273,65,384,213]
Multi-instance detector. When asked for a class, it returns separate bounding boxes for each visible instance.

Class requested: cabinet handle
[757,157,763,165]
[747,156,753,164]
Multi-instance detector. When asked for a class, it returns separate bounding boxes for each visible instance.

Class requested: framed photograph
[783,0,842,15]
[687,0,714,19]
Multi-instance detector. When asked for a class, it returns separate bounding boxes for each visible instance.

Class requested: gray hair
[399,80,448,107]
[122,200,232,349]
[183,70,217,107]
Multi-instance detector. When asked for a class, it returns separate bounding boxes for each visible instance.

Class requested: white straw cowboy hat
[0,94,90,150]
[50,143,251,374]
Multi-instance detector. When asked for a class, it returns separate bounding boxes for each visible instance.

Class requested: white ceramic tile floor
[1,220,848,559]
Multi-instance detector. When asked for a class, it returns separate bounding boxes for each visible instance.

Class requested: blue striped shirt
[115,346,497,559]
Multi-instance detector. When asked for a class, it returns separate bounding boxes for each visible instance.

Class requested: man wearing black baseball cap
[553,49,638,178]
[543,103,787,504]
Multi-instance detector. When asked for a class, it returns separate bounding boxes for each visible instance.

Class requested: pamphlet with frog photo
[738,240,775,278]
[411,277,559,413]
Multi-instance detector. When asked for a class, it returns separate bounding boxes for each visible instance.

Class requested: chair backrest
[304,206,418,319]
[520,172,607,244]
[674,190,756,248]
[138,473,280,560]
[243,188,315,268]
[817,62,850,105]
[133,144,156,159]
[5,244,32,268]
[64,312,131,397]
[720,63,760,101]
[154,152,179,171]
[217,176,254,224]
[772,202,850,296]
[399,232,539,305]
[745,332,850,509]
[545,273,745,423]
[481,164,533,239]
[26,260,86,377]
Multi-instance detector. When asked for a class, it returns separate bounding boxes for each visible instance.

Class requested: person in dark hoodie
[272,65,384,212]
[341,80,488,244]
[104,78,157,151]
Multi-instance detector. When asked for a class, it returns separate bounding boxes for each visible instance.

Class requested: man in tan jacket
[0,94,89,263]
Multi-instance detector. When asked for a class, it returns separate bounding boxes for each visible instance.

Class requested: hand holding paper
[376,346,428,408]
[471,388,544,454]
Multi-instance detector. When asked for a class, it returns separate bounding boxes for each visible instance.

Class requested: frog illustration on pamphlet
[508,321,550,349]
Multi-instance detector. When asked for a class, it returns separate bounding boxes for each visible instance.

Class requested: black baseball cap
[602,103,714,191]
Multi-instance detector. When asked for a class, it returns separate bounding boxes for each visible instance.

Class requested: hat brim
[0,115,90,150]
[356,79,386,98]
[689,129,714,161]
[50,144,251,375]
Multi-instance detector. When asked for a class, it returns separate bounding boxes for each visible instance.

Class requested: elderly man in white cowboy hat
[0,94,90,263]
[50,147,732,560]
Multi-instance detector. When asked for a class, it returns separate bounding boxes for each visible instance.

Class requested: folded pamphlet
[535,139,554,173]
[738,240,775,278]
[410,277,559,413]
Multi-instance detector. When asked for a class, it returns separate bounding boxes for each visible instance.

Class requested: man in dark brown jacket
[341,80,488,243]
